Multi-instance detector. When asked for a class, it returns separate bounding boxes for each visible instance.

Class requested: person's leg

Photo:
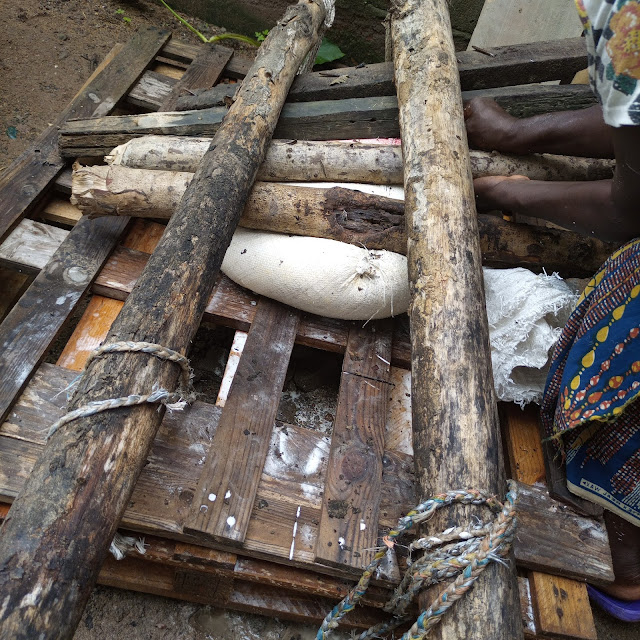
[603,511,640,600]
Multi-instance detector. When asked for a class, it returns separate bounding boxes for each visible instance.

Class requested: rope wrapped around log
[317,482,518,640]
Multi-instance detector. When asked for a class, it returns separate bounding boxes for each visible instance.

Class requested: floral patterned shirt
[576,0,640,125]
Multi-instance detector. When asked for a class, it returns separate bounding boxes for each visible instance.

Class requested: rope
[316,482,518,640]
[47,341,195,439]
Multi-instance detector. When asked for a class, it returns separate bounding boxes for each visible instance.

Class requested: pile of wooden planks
[0,25,612,640]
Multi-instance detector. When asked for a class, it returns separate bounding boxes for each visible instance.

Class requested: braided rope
[316,483,518,640]
[47,341,195,439]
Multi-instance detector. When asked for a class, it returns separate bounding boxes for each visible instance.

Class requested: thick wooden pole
[106,136,615,183]
[391,2,523,639]
[0,2,328,638]
[70,164,617,276]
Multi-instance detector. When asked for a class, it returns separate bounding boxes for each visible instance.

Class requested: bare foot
[473,174,530,212]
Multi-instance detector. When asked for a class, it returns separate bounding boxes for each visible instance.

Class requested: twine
[47,341,195,439]
[316,482,518,640]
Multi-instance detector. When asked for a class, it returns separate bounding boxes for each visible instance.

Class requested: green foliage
[315,38,345,65]
[115,7,132,24]
[159,0,259,46]
[158,3,345,66]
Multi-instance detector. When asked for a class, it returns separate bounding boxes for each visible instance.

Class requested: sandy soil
[1,0,637,637]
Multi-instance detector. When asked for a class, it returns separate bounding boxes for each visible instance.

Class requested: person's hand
[473,174,530,212]
[464,97,520,153]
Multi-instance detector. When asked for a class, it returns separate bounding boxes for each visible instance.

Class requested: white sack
[222,229,577,405]
[222,228,410,321]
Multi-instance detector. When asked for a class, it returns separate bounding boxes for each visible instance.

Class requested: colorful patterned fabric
[576,0,640,125]
[541,238,640,526]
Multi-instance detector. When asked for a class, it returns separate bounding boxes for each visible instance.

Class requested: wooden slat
[159,44,233,111]
[0,215,130,424]
[0,219,68,273]
[0,27,171,242]
[184,298,300,546]
[59,85,596,157]
[172,39,587,111]
[316,323,392,569]
[56,296,123,371]
[0,363,613,584]
[530,573,597,640]
[501,403,605,639]
[160,40,252,79]
[39,198,83,226]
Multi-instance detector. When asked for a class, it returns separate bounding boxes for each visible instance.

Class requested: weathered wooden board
[0,215,130,424]
[159,44,233,111]
[185,299,300,546]
[0,28,170,242]
[58,85,596,157]
[530,572,597,640]
[316,324,392,569]
[501,403,600,639]
[172,38,587,111]
[0,363,614,584]
[0,219,69,273]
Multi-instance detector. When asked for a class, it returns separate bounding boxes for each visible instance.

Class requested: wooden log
[0,2,331,637]
[70,164,618,277]
[391,2,523,638]
[0,28,171,243]
[58,85,597,158]
[105,136,614,183]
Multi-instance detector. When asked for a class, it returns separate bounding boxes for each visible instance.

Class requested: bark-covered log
[0,2,331,638]
[71,163,616,276]
[105,135,614,183]
[392,2,523,639]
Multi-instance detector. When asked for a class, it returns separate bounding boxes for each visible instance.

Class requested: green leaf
[115,8,125,13]
[254,29,270,43]
[314,38,345,65]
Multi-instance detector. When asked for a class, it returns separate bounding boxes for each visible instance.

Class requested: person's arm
[464,98,614,158]
[473,126,640,242]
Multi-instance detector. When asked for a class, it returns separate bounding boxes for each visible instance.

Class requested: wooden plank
[39,198,83,226]
[316,324,392,569]
[159,44,233,111]
[0,364,613,584]
[530,573,597,640]
[160,40,252,79]
[55,296,123,371]
[59,85,597,157]
[0,28,171,242]
[514,482,613,585]
[0,219,69,273]
[0,215,130,424]
[469,0,583,49]
[174,39,588,111]
[185,298,300,546]
[501,403,606,640]
[502,403,546,485]
[56,220,167,372]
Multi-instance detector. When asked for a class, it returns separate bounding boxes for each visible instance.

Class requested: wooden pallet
[0,32,611,639]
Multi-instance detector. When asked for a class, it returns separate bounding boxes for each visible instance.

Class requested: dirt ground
[1,0,638,638]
